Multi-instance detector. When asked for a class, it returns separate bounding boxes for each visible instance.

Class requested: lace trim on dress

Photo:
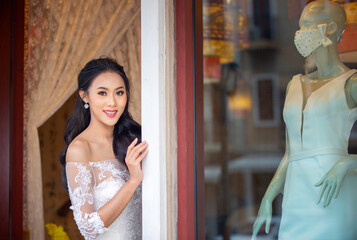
[90,160,129,182]
[67,162,108,240]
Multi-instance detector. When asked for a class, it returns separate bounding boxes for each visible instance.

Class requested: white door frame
[141,0,176,239]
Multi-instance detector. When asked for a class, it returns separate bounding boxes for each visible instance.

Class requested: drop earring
[84,102,89,109]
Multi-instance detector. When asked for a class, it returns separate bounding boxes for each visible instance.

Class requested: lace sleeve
[66,162,108,240]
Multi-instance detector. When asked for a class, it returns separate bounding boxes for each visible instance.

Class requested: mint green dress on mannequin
[280,69,357,240]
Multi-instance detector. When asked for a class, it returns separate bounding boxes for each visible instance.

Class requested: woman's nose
[107,94,116,106]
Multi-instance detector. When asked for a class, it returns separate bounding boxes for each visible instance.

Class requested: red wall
[12,0,25,238]
[0,0,12,236]
[0,0,24,239]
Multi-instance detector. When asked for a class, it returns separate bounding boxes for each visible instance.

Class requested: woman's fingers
[133,141,148,153]
[128,138,138,150]
[135,148,149,163]
[126,138,139,159]
[129,141,148,160]
[126,140,148,166]
[127,139,145,157]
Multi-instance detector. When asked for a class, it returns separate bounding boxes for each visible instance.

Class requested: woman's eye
[98,91,107,96]
[116,91,125,96]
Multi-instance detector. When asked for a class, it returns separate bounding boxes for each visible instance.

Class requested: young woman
[59,58,148,240]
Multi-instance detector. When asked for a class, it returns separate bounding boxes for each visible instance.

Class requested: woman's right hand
[125,138,149,184]
[252,197,273,240]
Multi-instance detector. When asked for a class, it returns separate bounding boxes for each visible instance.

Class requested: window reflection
[202,0,357,239]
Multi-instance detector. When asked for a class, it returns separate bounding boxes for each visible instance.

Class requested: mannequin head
[299,0,346,44]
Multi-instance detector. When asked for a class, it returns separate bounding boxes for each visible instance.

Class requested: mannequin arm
[252,82,292,240]
[317,73,357,206]
[345,73,357,109]
[315,155,357,207]
[252,132,290,239]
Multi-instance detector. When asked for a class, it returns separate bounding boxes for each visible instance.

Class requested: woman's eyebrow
[97,87,108,90]
[96,86,125,90]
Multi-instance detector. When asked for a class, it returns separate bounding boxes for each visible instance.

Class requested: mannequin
[252,1,357,239]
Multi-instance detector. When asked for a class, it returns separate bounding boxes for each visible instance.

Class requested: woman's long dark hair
[59,58,141,167]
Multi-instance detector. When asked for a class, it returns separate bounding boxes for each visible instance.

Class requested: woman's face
[81,71,128,127]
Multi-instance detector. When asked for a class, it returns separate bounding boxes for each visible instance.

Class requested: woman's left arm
[315,156,357,207]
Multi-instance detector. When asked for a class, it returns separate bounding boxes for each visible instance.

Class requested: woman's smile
[104,110,118,118]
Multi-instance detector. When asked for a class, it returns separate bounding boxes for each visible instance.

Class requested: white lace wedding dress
[66,159,142,240]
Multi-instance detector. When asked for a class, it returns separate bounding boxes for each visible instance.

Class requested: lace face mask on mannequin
[294,23,333,57]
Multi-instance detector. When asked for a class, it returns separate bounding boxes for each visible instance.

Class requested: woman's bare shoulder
[66,136,92,163]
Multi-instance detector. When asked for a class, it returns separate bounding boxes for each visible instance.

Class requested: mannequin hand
[252,197,272,240]
[125,138,148,184]
[315,160,348,207]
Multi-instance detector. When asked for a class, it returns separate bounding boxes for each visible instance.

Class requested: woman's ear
[79,90,88,103]
[326,21,337,36]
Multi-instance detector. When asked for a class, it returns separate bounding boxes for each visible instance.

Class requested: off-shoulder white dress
[66,159,142,240]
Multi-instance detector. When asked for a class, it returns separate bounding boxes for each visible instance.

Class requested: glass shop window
[202,0,357,239]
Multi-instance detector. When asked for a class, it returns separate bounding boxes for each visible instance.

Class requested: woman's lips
[104,110,117,118]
